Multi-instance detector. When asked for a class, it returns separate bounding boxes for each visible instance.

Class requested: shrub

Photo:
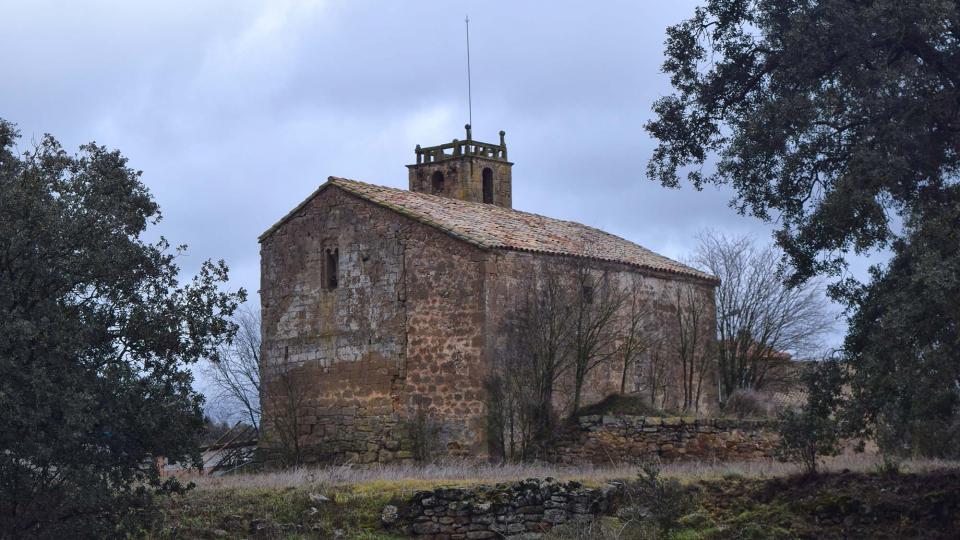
[875,455,901,477]
[776,359,845,475]
[777,408,840,476]
[620,463,700,534]
[723,389,781,419]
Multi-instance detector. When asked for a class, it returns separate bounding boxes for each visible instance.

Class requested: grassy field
[144,455,960,539]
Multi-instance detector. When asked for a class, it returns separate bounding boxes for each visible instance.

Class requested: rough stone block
[543,509,567,524]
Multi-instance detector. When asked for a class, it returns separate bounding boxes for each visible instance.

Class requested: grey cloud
[2,0,855,353]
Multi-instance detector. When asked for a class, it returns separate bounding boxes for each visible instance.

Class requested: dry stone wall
[397,478,622,539]
[548,415,778,464]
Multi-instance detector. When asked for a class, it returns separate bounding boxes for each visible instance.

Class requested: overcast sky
[3,1,861,391]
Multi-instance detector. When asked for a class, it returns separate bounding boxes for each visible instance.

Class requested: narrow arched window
[325,247,339,290]
[482,168,494,204]
[431,171,445,195]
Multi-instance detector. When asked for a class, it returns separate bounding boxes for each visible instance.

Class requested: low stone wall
[548,415,778,464]
[396,478,621,539]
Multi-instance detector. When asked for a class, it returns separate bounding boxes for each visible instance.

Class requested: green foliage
[647,0,960,286]
[776,359,845,475]
[842,193,960,458]
[0,119,244,538]
[875,456,902,477]
[149,484,409,539]
[650,0,960,462]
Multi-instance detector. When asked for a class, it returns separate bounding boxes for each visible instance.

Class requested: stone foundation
[548,415,778,464]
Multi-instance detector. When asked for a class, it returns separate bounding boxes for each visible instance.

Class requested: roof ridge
[332,176,606,228]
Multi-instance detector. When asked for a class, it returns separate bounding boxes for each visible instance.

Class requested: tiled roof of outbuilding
[260,176,718,284]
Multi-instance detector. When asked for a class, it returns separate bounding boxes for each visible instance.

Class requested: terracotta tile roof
[261,176,718,284]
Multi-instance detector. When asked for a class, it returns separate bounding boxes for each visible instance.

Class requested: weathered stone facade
[258,129,719,464]
[485,251,719,415]
[548,415,778,465]
[259,187,490,464]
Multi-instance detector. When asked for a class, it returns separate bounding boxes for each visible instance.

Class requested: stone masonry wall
[548,414,778,465]
[408,156,513,208]
[485,251,720,417]
[395,478,622,539]
[259,186,489,464]
[260,183,721,466]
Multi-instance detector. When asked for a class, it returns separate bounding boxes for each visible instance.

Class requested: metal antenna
[465,15,473,130]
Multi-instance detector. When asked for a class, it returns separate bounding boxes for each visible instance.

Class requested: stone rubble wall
[548,415,778,464]
[399,478,621,539]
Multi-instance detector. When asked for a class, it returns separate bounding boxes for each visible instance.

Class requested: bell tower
[407,124,513,208]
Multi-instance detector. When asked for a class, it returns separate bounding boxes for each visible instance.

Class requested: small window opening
[325,248,339,290]
[431,171,445,195]
[482,167,494,204]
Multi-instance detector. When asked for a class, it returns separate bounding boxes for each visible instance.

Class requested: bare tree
[567,264,625,415]
[671,285,713,413]
[487,266,574,460]
[691,231,833,402]
[260,351,310,467]
[641,341,672,410]
[617,275,658,394]
[207,307,313,466]
[205,307,262,431]
[485,357,538,461]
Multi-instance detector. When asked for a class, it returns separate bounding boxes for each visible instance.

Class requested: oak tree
[651,0,960,456]
[0,120,244,537]
[648,0,960,286]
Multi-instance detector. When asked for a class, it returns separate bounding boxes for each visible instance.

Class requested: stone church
[258,126,718,464]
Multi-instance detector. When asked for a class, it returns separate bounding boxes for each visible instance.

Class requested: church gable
[259,183,492,463]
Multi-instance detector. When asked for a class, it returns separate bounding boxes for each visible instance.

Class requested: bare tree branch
[691,231,835,402]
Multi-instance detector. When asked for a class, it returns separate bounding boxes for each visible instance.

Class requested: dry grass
[191,453,960,492]
[153,456,960,539]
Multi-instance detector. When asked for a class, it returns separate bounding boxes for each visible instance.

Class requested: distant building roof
[260,177,718,284]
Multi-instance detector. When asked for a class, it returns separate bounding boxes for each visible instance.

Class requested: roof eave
[492,245,720,285]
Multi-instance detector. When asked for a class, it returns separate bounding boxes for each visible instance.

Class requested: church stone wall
[259,186,718,466]
[259,187,489,464]
[484,251,719,419]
